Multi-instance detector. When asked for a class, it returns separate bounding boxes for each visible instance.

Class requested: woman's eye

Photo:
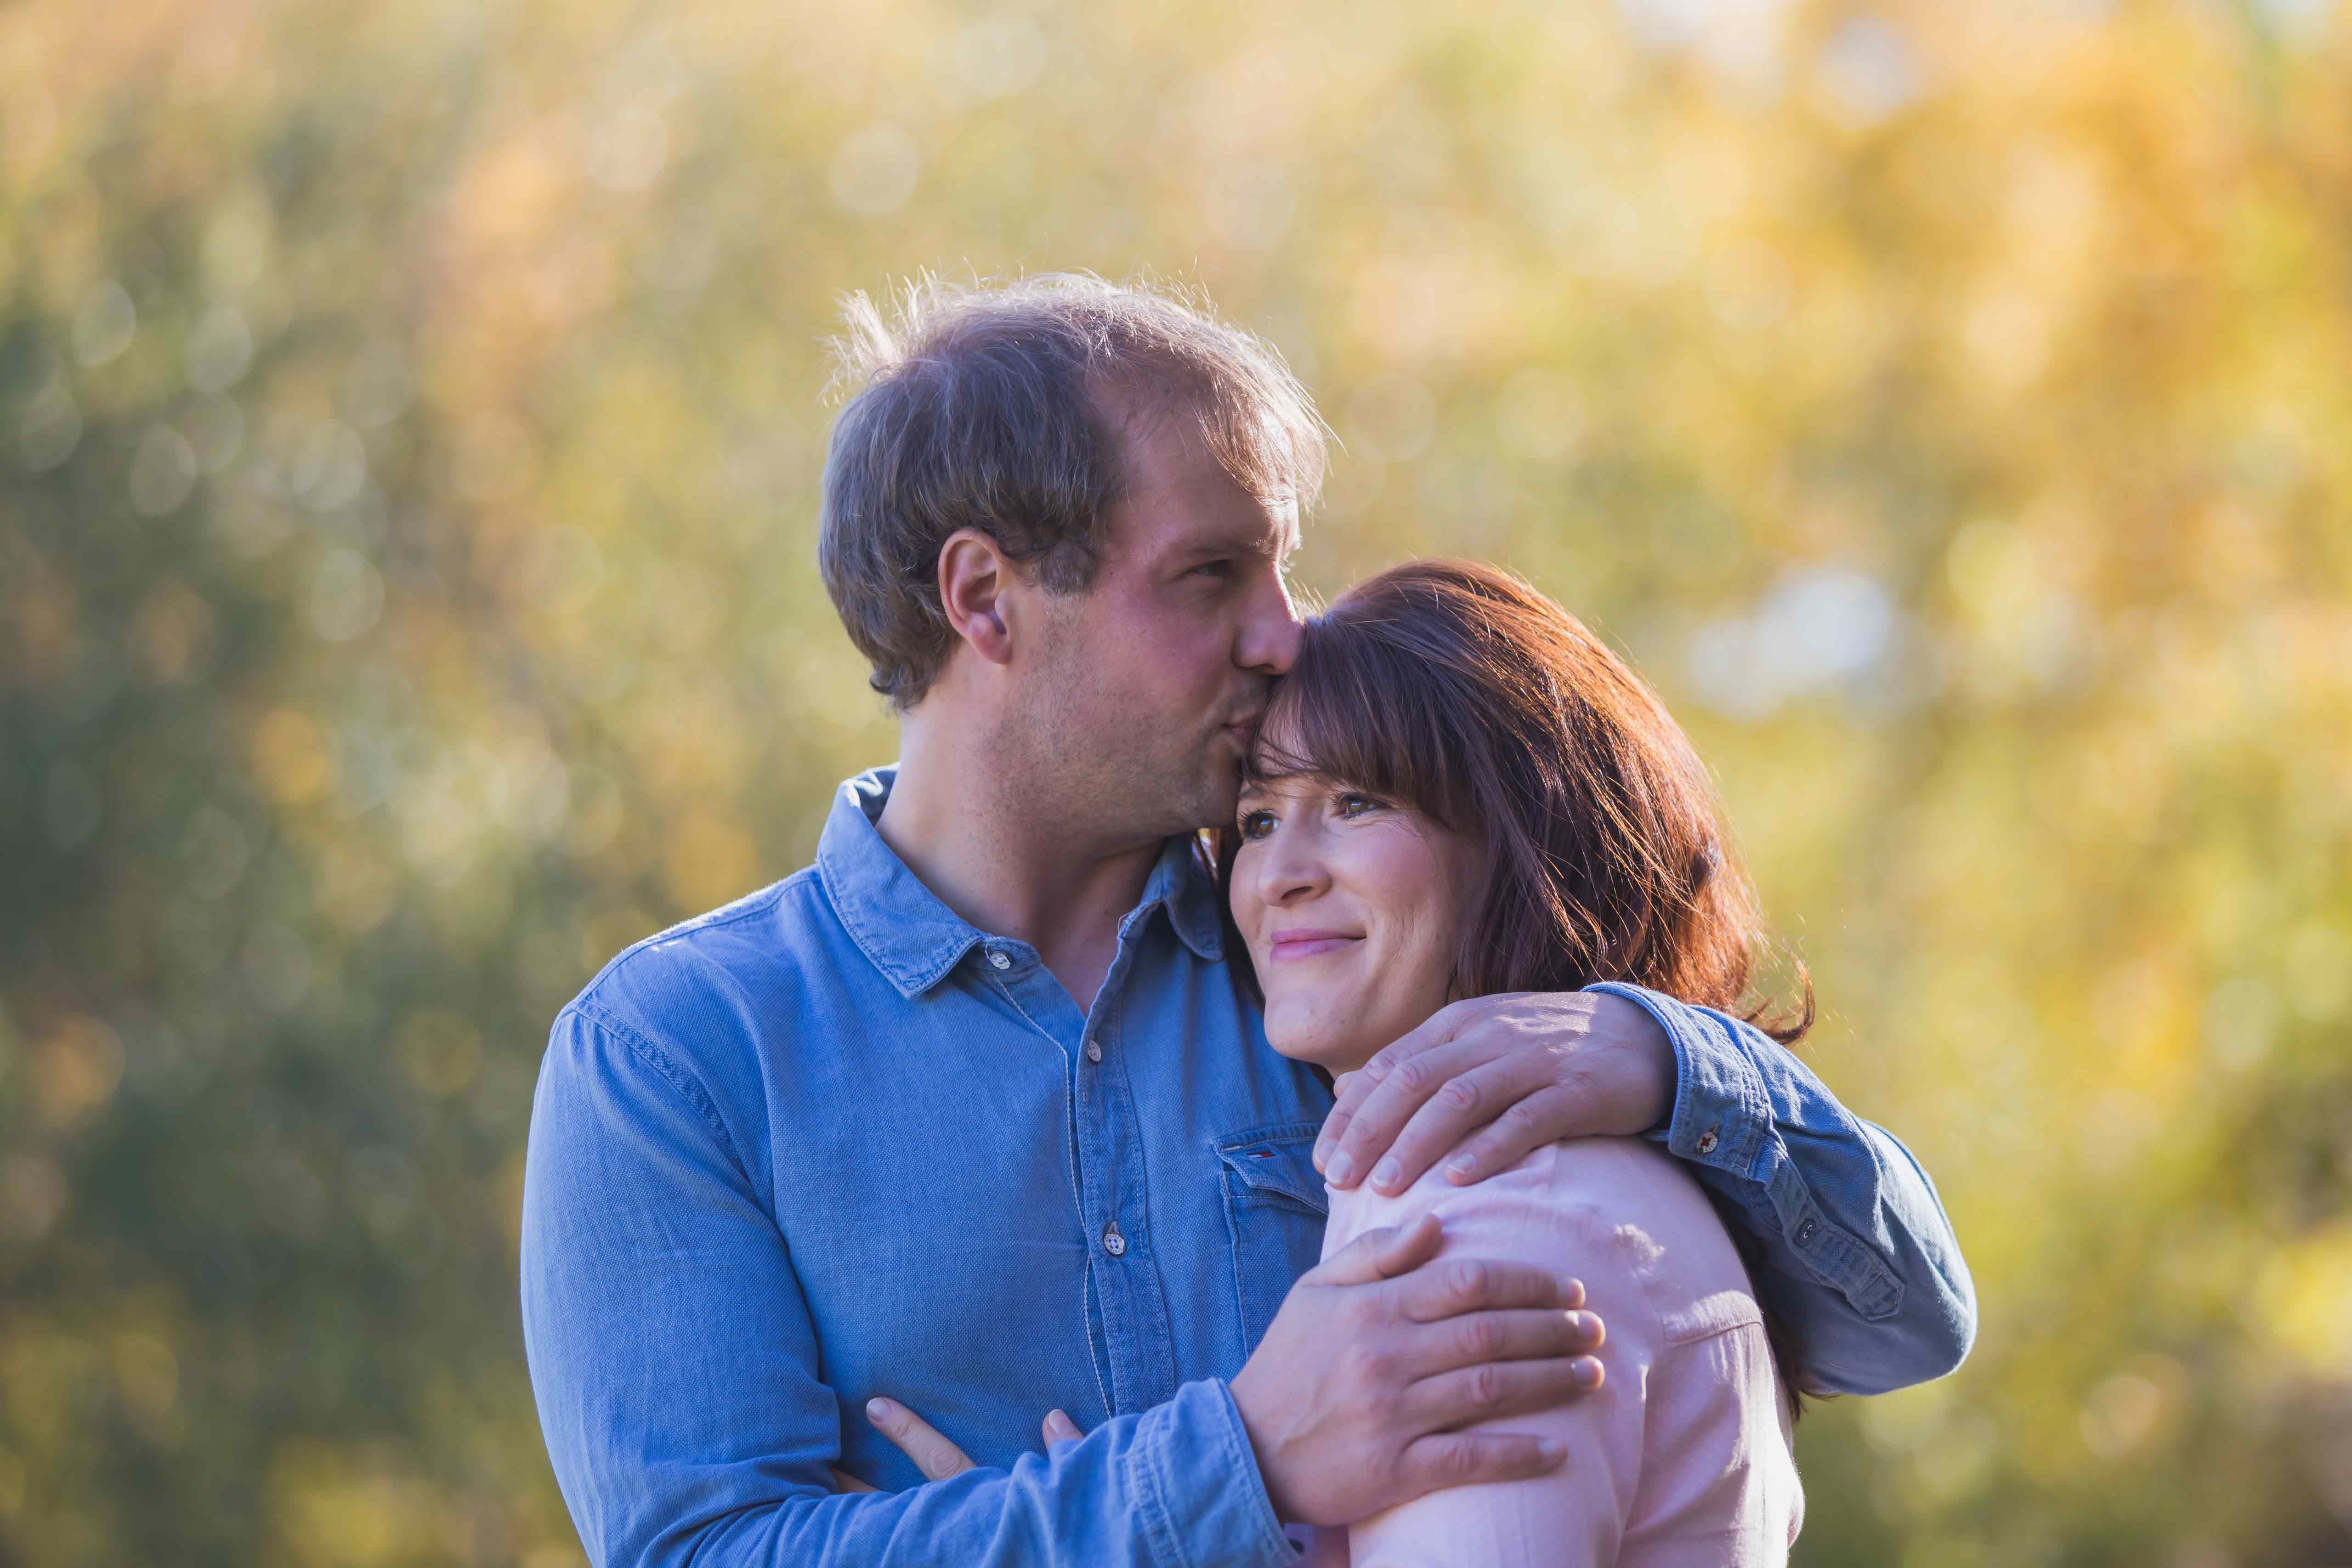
[1237,809,1275,839]
[1336,792,1383,819]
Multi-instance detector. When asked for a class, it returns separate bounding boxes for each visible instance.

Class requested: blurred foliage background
[3,0,2349,1562]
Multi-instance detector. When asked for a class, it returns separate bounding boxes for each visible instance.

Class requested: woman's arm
[1313,985,1975,1397]
[1583,982,1976,1396]
[1323,1150,1654,1568]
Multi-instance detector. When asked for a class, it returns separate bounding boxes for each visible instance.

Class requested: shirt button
[987,950,1011,971]
[1695,1126,1720,1155]
[1084,1037,1103,1064]
[1102,1222,1126,1257]
[1797,1217,1819,1244]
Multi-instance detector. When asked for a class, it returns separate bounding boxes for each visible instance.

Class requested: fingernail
[1444,1156,1475,1182]
[1324,1152,1357,1187]
[1573,1358,1604,1390]
[866,1398,890,1421]
[1370,1157,1401,1191]
[1537,1438,1566,1462]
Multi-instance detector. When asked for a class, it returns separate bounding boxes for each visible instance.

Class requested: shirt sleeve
[1581,981,1978,1396]
[520,1005,1294,1568]
[1324,1154,1652,1568]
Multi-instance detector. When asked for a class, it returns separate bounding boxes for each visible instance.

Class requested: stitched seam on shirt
[816,845,965,994]
[1102,976,1183,1405]
[1128,1406,1190,1568]
[579,876,798,1001]
[1658,1303,1769,1347]
[1658,1316,1776,1354]
[1208,1381,1291,1566]
[570,1000,748,1175]
[991,974,1116,1417]
[1766,1152,1907,1319]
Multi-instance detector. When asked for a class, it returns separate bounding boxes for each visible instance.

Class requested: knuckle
[1494,1098,1544,1140]
[1450,1259,1491,1303]
[1462,1313,1501,1359]
[1437,1075,1482,1114]
[1470,1362,1504,1407]
[1392,1057,1437,1094]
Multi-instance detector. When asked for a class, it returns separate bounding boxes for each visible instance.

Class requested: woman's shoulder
[1324,1137,1763,1344]
[1532,1137,1766,1346]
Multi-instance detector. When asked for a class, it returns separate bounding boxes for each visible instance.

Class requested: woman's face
[1230,762,1480,1074]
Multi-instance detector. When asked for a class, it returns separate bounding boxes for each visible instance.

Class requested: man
[521,275,1973,1568]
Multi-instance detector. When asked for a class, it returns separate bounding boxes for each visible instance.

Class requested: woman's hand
[832,1398,1088,1491]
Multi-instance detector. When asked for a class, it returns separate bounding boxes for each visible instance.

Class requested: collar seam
[817,837,971,998]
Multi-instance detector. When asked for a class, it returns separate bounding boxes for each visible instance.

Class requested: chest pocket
[1214,1122,1330,1357]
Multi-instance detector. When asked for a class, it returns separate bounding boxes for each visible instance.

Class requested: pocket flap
[1213,1124,1329,1216]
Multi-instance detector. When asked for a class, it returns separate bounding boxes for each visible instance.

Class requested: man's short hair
[817,272,1328,708]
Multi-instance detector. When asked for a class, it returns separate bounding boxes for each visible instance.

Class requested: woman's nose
[1253,821,1328,906]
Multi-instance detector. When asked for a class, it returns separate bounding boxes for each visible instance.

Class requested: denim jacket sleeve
[1581,982,1978,1395]
[520,1008,1294,1568]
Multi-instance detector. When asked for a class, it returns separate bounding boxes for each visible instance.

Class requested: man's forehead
[1102,395,1301,549]
[1108,466,1299,563]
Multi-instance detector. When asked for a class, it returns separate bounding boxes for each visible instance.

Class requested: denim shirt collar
[816,766,1224,999]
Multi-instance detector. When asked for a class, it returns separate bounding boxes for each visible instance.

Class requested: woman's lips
[1267,930,1361,961]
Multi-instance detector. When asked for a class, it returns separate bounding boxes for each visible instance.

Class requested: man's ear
[937,529,1018,668]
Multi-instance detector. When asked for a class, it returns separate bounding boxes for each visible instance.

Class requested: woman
[851,558,1808,1563]
[1228,558,1805,1565]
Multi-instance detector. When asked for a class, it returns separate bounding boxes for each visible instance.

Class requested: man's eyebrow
[1170,527,1277,563]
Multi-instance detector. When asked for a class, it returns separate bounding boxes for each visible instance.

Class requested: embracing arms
[520,1008,1601,1568]
[1312,985,1976,1396]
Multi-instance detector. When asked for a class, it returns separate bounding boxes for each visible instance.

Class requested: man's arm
[523,1008,1282,1568]
[521,1007,1601,1568]
[1308,985,1977,1397]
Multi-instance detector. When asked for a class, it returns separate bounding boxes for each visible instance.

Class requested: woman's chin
[1261,1000,1379,1073]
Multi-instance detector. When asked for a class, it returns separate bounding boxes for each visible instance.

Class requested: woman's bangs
[1248,626,1460,825]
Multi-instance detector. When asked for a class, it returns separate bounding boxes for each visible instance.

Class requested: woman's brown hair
[1223,557,1815,1398]
[1235,558,1809,1038]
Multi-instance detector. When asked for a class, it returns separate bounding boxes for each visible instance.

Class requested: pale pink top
[1300,1138,1802,1568]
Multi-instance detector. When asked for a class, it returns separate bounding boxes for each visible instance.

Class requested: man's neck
[875,719,1167,1015]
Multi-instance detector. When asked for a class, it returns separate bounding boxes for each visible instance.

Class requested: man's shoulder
[557,863,854,1059]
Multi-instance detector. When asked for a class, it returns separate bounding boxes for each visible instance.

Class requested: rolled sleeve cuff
[1129,1379,1295,1568]
[1583,980,1773,1180]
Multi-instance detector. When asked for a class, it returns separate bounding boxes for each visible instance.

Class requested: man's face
[1012,402,1304,844]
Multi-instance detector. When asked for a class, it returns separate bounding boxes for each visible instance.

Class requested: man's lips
[1266,928,1361,961]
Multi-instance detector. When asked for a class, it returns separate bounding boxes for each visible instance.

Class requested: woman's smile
[1266,927,1362,961]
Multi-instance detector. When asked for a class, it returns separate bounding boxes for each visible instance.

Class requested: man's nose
[1237,568,1304,676]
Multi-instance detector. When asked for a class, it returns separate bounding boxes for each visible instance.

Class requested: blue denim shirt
[521,769,1973,1568]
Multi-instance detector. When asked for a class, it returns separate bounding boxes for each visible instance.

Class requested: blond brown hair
[818,274,1327,707]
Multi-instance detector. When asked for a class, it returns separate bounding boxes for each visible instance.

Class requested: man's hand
[1227,1211,1604,1527]
[1315,991,1675,1197]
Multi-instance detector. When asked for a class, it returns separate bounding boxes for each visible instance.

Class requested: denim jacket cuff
[1583,981,1773,1180]
[1128,1379,1295,1568]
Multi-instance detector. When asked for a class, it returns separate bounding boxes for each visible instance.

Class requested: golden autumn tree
[2,0,2348,1563]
